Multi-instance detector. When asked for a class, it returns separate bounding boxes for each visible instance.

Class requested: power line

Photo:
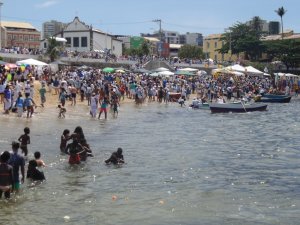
[162,21,224,30]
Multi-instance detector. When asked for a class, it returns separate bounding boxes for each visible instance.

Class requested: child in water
[27,160,45,181]
[18,127,31,157]
[34,151,45,167]
[60,129,71,153]
[58,104,66,118]
[105,148,124,165]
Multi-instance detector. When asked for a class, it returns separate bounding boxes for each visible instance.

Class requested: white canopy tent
[178,68,199,72]
[16,58,48,66]
[158,71,174,76]
[153,67,169,72]
[226,64,246,73]
[245,66,264,76]
[275,72,299,77]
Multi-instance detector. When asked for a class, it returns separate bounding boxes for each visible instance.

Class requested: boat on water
[254,94,292,103]
[209,102,268,113]
[190,102,210,110]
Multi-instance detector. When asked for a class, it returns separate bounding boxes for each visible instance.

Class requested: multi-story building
[185,32,203,46]
[162,30,180,44]
[203,33,238,62]
[55,17,122,56]
[1,21,41,49]
[268,21,280,35]
[246,19,280,35]
[42,20,66,39]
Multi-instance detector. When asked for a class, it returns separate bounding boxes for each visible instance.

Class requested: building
[0,21,41,49]
[42,20,66,39]
[261,30,300,41]
[185,32,203,46]
[268,21,280,35]
[203,34,238,62]
[246,19,280,35]
[55,17,122,56]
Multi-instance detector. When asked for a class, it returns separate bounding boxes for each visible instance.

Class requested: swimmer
[105,148,124,165]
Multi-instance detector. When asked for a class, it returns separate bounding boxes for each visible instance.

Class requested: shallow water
[0,99,300,225]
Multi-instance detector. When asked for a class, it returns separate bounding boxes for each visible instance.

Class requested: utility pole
[152,19,162,41]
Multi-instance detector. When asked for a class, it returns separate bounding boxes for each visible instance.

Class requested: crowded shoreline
[0,61,299,120]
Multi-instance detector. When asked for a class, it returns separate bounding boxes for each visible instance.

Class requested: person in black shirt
[105,148,124,165]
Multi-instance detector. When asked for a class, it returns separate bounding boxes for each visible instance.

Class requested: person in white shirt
[90,93,98,118]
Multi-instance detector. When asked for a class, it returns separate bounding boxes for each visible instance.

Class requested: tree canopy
[178,44,204,59]
[46,38,60,62]
[218,17,266,61]
[264,39,300,71]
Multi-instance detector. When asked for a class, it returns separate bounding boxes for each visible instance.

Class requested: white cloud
[35,1,58,8]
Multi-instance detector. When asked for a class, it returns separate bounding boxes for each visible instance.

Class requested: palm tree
[46,37,60,62]
[275,6,287,39]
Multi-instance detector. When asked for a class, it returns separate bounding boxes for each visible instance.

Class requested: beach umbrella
[5,63,18,69]
[103,67,115,73]
[116,69,125,73]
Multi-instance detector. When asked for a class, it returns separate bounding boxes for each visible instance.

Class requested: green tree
[46,37,59,62]
[275,6,287,39]
[140,41,150,56]
[218,21,265,61]
[123,40,150,57]
[178,44,204,59]
[263,39,300,71]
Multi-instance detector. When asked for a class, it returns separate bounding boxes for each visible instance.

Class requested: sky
[1,0,299,36]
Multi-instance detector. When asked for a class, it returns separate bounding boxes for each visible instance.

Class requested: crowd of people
[0,61,299,120]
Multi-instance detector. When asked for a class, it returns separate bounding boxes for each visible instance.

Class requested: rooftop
[1,21,36,30]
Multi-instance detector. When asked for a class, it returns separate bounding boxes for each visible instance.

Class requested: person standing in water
[8,141,25,192]
[60,129,71,153]
[18,127,31,157]
[98,97,109,120]
[0,151,14,199]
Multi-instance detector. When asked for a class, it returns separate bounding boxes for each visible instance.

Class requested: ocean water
[0,99,299,225]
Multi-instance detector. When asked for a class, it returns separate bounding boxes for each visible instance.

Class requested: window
[24,35,28,41]
[214,42,217,48]
[44,42,47,48]
[206,42,210,49]
[73,37,79,47]
[7,34,12,40]
[19,35,23,41]
[81,37,87,47]
[66,37,71,45]
[13,35,18,41]
[30,35,34,41]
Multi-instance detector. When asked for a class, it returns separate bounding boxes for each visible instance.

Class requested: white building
[56,17,122,56]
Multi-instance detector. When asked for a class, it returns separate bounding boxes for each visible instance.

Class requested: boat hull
[190,103,210,110]
[209,103,268,113]
[256,95,291,103]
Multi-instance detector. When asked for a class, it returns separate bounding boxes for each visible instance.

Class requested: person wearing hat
[8,141,25,191]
